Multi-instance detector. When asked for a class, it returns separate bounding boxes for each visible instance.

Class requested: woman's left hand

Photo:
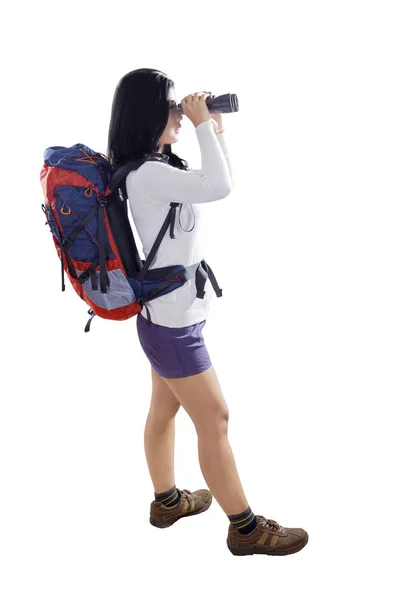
[210,112,224,134]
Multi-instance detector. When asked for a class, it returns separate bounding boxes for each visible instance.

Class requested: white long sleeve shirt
[126,119,233,327]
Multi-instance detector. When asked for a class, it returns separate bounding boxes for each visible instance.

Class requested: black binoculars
[176,93,239,115]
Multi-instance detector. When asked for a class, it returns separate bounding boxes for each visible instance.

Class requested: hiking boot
[150,488,212,528]
[227,515,308,556]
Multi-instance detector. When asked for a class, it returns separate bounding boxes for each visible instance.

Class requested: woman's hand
[181,92,213,128]
[210,112,224,134]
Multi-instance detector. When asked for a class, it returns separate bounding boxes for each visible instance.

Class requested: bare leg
[161,366,250,516]
[197,426,249,515]
[144,368,181,494]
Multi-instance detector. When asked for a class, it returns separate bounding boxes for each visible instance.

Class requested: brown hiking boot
[227,515,308,556]
[150,488,212,528]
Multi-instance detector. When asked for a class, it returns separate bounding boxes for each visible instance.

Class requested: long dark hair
[107,68,189,171]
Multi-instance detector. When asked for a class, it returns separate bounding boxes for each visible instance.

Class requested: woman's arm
[190,128,233,187]
[126,120,233,206]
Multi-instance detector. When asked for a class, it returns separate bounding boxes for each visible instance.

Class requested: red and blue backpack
[40,143,223,332]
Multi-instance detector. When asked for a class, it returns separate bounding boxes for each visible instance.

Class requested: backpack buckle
[60,237,71,250]
[78,271,91,284]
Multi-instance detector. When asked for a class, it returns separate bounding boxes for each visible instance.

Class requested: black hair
[107,68,189,171]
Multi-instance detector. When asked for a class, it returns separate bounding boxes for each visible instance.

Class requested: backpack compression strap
[42,203,78,291]
[73,165,112,294]
[97,194,109,293]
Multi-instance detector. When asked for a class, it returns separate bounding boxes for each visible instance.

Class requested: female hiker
[107,68,308,556]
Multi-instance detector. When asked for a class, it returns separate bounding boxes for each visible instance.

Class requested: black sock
[228,506,257,535]
[154,485,181,507]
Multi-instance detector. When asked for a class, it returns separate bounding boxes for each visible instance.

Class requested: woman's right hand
[180,92,212,128]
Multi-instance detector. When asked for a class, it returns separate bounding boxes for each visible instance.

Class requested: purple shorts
[136,312,212,378]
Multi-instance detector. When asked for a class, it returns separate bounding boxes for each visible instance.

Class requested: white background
[1,0,399,598]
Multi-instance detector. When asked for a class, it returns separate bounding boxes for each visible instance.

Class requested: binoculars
[176,93,239,115]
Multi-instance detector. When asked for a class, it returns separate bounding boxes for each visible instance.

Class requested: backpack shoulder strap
[108,156,150,195]
[136,201,180,284]
[108,154,175,197]
[109,155,181,281]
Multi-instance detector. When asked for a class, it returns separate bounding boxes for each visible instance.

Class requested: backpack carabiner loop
[61,203,71,215]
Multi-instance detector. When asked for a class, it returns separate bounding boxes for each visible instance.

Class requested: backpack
[40,143,223,332]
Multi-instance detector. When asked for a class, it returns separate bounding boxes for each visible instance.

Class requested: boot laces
[257,515,283,532]
[179,488,193,501]
[177,492,282,533]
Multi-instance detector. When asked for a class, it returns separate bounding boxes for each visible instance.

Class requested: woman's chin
[166,131,180,146]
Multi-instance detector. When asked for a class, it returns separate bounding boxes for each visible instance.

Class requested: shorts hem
[160,363,212,379]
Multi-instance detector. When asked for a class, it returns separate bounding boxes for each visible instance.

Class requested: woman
[107,68,308,556]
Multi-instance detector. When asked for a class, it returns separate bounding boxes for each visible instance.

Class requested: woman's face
[158,88,182,152]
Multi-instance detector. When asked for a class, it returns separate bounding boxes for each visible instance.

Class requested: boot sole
[150,498,212,528]
[227,532,308,556]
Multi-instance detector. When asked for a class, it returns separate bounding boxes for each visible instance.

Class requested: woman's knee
[161,366,229,434]
[196,407,229,438]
